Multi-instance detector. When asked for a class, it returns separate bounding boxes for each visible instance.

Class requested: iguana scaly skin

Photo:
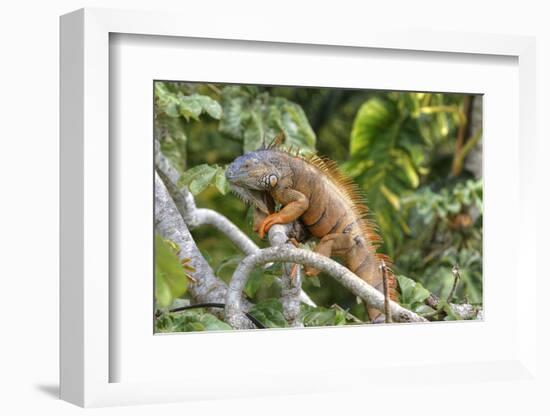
[225,144,397,322]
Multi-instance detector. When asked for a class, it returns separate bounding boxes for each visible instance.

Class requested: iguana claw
[258,213,283,239]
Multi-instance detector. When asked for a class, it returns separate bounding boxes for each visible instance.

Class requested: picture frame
[60,7,538,408]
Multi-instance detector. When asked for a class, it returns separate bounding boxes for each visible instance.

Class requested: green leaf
[189,167,217,195]
[173,93,223,121]
[396,274,430,308]
[155,269,172,308]
[249,299,288,328]
[178,164,218,195]
[219,94,246,138]
[156,310,232,332]
[347,96,428,254]
[274,98,316,151]
[243,110,265,152]
[218,86,316,152]
[307,276,321,288]
[178,164,214,186]
[244,269,275,298]
[164,101,180,118]
[178,95,203,121]
[301,305,346,327]
[214,255,244,275]
[195,95,223,119]
[395,150,420,188]
[158,121,188,174]
[155,234,188,307]
[214,167,230,195]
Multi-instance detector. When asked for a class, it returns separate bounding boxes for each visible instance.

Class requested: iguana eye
[269,174,278,187]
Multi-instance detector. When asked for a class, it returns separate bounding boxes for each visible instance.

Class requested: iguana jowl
[225,144,397,322]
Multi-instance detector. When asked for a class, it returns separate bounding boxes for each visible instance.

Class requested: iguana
[225,142,397,322]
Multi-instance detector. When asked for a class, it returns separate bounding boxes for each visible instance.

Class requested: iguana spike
[267,131,285,149]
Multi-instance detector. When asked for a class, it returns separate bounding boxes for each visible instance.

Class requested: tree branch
[156,147,480,327]
[380,260,392,323]
[268,224,303,327]
[425,293,482,320]
[225,246,427,329]
[155,147,316,308]
[155,172,251,313]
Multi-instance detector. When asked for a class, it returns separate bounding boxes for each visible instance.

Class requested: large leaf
[194,94,223,119]
[395,274,430,312]
[155,234,189,308]
[271,97,316,150]
[243,109,265,152]
[178,164,218,195]
[219,86,316,152]
[346,96,427,254]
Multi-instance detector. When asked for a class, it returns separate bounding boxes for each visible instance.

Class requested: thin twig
[206,83,222,95]
[447,264,461,303]
[380,260,392,323]
[423,265,475,320]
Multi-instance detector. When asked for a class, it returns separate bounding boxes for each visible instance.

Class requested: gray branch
[425,293,483,320]
[156,164,258,255]
[268,224,303,327]
[155,148,316,309]
[156,144,479,327]
[193,208,258,255]
[155,172,251,313]
[225,246,427,329]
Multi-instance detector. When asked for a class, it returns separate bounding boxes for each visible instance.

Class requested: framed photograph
[60,7,538,408]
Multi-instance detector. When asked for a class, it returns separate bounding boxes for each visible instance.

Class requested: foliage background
[154,81,483,330]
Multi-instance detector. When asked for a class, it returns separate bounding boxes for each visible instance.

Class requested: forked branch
[155,147,316,308]
[225,246,428,329]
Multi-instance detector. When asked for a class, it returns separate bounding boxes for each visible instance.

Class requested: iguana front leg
[258,189,309,239]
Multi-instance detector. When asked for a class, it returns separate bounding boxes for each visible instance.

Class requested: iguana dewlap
[225,146,397,322]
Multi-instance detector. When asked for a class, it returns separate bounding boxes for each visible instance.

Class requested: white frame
[60,8,538,408]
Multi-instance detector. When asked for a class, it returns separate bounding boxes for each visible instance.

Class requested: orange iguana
[225,141,397,322]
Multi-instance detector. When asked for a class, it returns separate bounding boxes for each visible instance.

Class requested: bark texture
[268,224,303,327]
[155,173,250,311]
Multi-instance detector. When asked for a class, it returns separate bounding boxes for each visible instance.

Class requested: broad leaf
[178,164,218,195]
[194,94,223,119]
[214,167,230,195]
[396,274,430,310]
[219,86,316,152]
[346,96,428,254]
[155,234,189,307]
[178,95,203,121]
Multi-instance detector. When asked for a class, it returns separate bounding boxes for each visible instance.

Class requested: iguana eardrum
[225,142,397,322]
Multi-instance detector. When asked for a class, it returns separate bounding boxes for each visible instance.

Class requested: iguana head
[225,150,284,214]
